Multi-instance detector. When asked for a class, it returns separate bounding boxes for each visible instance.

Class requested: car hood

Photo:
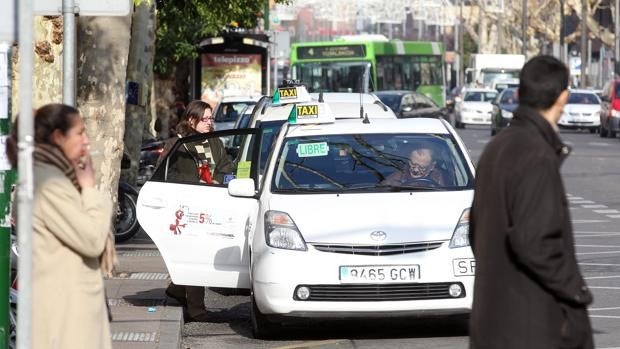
[268,191,473,244]
[563,104,601,114]
[462,101,493,112]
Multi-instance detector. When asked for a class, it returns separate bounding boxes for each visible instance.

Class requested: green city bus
[290,37,446,106]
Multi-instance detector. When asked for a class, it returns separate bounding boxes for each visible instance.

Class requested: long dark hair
[6,104,80,168]
[175,100,211,137]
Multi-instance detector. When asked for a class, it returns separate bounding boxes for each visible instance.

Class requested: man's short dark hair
[518,55,569,110]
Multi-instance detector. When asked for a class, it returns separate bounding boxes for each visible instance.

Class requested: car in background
[454,88,498,128]
[558,89,601,133]
[490,87,518,136]
[213,96,260,131]
[599,79,620,138]
[374,90,448,119]
[490,78,519,94]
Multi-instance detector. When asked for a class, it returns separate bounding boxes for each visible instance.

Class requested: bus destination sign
[297,45,366,59]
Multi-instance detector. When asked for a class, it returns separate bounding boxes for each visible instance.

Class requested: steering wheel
[404,177,439,188]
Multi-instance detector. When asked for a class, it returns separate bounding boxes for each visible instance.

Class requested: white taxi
[137,99,476,339]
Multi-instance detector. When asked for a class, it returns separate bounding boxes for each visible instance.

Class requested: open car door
[137,128,262,289]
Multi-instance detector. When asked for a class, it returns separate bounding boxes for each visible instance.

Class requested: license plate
[473,117,483,122]
[339,265,420,284]
[453,258,476,276]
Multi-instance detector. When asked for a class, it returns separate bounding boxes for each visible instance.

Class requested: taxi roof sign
[288,102,335,125]
[272,85,311,105]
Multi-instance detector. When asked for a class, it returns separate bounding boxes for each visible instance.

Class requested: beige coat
[33,162,113,349]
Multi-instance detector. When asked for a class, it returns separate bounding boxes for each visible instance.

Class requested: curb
[157,306,184,349]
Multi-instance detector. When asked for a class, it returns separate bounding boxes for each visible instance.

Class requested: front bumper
[252,243,474,317]
[460,111,492,125]
[558,117,600,128]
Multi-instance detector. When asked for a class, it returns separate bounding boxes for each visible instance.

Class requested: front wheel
[114,191,140,243]
[250,290,278,339]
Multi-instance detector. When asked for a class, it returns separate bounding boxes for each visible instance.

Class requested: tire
[250,290,278,339]
[589,127,597,134]
[600,124,608,138]
[610,127,617,138]
[114,191,140,243]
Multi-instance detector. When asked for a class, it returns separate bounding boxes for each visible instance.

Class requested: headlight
[264,211,307,251]
[501,110,513,119]
[449,208,470,249]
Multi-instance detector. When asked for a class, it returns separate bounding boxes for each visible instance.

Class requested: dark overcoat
[469,105,593,349]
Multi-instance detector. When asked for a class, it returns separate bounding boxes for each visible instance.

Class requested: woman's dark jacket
[469,105,593,349]
[158,130,233,184]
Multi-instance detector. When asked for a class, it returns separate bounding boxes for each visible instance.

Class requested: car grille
[296,282,465,301]
[311,242,443,256]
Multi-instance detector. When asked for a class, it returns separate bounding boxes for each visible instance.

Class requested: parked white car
[454,88,498,128]
[559,89,601,133]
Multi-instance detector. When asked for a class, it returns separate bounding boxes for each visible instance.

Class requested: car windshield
[271,133,473,193]
[215,101,256,123]
[464,91,497,102]
[568,93,599,105]
[500,90,518,105]
[375,94,403,113]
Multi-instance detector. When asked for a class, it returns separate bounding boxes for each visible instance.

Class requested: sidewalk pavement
[105,233,184,349]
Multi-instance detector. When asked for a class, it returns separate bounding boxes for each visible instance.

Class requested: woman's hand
[74,155,96,188]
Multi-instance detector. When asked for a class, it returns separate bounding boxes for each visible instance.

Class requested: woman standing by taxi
[29,104,113,348]
[161,100,233,321]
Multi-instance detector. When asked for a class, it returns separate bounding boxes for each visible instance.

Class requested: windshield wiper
[273,187,343,193]
[339,184,444,192]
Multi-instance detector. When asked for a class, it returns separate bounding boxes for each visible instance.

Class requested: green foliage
[155,0,290,75]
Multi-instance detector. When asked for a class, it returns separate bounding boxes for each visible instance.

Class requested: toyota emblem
[370,231,387,241]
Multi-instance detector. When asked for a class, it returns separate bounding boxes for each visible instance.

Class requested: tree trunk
[76,16,132,202]
[11,16,64,117]
[123,2,157,185]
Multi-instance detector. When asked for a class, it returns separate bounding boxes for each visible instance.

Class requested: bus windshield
[294,62,370,93]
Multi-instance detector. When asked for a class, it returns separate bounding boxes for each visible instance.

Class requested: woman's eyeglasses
[199,116,215,123]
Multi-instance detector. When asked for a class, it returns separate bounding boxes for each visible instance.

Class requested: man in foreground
[469,55,593,348]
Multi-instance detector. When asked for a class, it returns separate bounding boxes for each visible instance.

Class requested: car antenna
[359,75,364,119]
[362,112,370,124]
[318,92,324,102]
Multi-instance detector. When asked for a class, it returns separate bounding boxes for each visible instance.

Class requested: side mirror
[402,105,413,112]
[228,178,256,197]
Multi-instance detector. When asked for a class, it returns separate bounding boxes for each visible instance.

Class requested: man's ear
[556,89,569,107]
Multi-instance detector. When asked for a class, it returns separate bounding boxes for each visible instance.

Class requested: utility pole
[522,0,527,56]
[63,0,76,106]
[581,0,587,87]
[17,0,35,347]
[614,0,620,74]
[459,0,464,85]
[560,0,565,61]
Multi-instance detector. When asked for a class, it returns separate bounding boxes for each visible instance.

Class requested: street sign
[34,0,132,16]
[0,0,16,43]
